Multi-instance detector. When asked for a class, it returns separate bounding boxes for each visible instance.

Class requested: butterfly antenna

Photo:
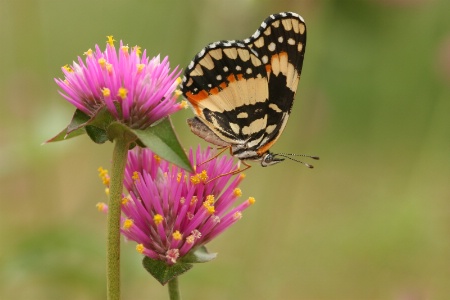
[276,153,320,169]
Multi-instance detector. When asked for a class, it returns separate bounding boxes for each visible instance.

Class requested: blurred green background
[1,0,449,299]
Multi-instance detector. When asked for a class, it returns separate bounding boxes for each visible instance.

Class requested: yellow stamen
[239,173,246,179]
[133,45,142,56]
[248,197,256,205]
[136,244,144,254]
[199,170,208,183]
[63,64,73,73]
[177,172,183,183]
[176,77,182,85]
[123,219,134,230]
[137,63,145,73]
[205,195,215,205]
[132,171,140,182]
[121,45,129,54]
[233,188,242,197]
[233,211,242,220]
[203,196,215,214]
[121,197,130,205]
[117,87,128,99]
[96,202,107,212]
[84,48,93,57]
[98,58,106,69]
[98,167,110,186]
[106,35,116,46]
[153,154,161,163]
[190,174,201,185]
[153,214,164,225]
[186,235,195,244]
[179,99,188,109]
[172,230,182,240]
[101,87,111,97]
[104,188,109,196]
[106,63,113,74]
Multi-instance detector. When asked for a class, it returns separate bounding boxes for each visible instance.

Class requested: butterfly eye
[261,152,284,167]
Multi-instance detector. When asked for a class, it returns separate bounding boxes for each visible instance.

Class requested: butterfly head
[260,152,285,167]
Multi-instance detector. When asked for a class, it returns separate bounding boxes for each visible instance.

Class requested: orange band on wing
[256,139,277,156]
[186,90,209,115]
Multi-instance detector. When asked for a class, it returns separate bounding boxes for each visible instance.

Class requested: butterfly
[181,12,318,171]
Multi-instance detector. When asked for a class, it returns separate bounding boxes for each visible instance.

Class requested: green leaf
[44,109,89,143]
[181,246,217,263]
[67,109,91,134]
[133,117,193,172]
[142,256,193,285]
[86,125,109,144]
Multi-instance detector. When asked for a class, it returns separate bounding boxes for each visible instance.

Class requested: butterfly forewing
[182,12,306,161]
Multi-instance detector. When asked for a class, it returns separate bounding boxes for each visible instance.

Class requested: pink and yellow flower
[98,146,255,265]
[55,36,183,129]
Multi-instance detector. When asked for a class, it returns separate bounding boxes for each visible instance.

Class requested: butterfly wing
[182,42,269,145]
[182,12,306,157]
[246,12,307,156]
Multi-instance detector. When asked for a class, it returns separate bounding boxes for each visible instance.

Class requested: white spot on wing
[242,115,267,135]
[237,112,248,119]
[268,42,276,51]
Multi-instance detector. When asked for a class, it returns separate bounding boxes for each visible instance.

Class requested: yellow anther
[136,244,144,254]
[102,87,111,97]
[177,172,183,183]
[233,188,242,197]
[248,197,256,204]
[117,87,128,99]
[123,219,134,230]
[205,195,215,205]
[121,197,130,205]
[153,154,161,163]
[106,63,113,74]
[63,64,73,73]
[121,45,129,54]
[172,231,182,240]
[98,58,106,68]
[153,214,164,225]
[190,174,201,185]
[84,48,93,57]
[96,202,107,212]
[199,170,208,183]
[137,63,145,73]
[133,45,142,56]
[186,235,195,244]
[106,35,116,46]
[132,171,140,181]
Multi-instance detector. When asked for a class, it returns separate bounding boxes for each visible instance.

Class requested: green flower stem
[107,133,134,300]
[168,278,181,300]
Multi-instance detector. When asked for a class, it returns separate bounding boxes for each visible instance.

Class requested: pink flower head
[55,36,184,129]
[98,146,255,265]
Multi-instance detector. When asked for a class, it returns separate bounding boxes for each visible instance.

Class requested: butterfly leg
[205,160,252,183]
[197,146,231,166]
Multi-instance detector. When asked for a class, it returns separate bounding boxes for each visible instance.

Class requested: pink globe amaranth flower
[98,146,255,265]
[55,36,184,129]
